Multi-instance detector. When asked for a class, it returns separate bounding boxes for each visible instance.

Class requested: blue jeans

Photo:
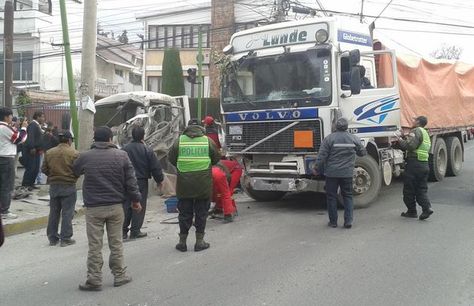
[47,184,77,242]
[326,177,353,225]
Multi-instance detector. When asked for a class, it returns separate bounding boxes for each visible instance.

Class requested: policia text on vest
[177,135,211,172]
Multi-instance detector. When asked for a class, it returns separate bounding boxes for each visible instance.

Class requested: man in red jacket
[203,116,221,150]
[212,164,236,223]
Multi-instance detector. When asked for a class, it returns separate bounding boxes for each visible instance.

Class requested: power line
[292,4,474,29]
[377,27,474,36]
[373,0,394,23]
[2,22,259,64]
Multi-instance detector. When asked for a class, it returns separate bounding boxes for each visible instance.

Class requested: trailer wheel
[446,136,463,177]
[353,155,382,208]
[241,176,286,202]
[428,138,447,181]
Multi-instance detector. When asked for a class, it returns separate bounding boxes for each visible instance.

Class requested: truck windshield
[223,48,331,109]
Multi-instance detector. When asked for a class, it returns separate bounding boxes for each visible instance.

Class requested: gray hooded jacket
[315,131,367,178]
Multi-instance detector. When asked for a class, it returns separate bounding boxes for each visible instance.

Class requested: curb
[4,207,85,237]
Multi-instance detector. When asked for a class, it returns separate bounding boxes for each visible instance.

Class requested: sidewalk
[2,185,86,236]
[3,167,247,236]
[3,184,180,236]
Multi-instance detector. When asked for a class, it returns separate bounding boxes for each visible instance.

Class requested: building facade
[137,0,266,99]
[0,0,142,104]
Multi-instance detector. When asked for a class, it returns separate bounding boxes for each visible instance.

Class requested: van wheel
[428,138,447,181]
[446,136,463,177]
[353,155,382,208]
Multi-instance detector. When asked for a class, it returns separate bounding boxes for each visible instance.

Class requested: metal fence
[13,102,73,130]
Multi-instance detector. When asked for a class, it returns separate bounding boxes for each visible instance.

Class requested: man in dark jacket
[122,126,164,239]
[22,111,45,189]
[42,131,79,247]
[168,119,220,252]
[315,118,367,228]
[73,126,142,291]
[395,116,433,220]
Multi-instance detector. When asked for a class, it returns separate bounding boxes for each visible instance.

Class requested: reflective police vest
[415,127,431,162]
[176,135,211,172]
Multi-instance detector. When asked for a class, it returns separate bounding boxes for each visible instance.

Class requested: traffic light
[187,68,197,84]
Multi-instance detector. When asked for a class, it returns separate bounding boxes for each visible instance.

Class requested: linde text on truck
[219,17,474,207]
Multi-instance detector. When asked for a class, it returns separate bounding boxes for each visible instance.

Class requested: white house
[0,0,142,104]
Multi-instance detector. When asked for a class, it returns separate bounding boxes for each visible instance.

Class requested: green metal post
[59,0,79,148]
[197,26,203,120]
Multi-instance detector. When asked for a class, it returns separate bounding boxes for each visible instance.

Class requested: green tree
[161,48,185,96]
[15,90,31,117]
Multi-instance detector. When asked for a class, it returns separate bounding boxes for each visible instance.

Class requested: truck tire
[428,138,447,181]
[241,176,286,202]
[353,155,382,208]
[446,136,463,177]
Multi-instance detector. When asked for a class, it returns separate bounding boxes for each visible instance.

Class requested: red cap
[203,115,214,126]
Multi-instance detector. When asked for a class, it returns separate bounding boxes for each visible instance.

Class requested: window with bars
[148,25,211,49]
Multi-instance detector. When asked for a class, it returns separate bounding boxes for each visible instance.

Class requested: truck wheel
[446,136,463,177]
[241,176,286,202]
[428,138,447,181]
[353,155,382,208]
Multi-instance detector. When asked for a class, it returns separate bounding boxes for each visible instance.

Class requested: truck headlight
[315,29,329,44]
[229,125,243,135]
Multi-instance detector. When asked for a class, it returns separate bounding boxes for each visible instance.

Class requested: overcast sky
[96,0,474,63]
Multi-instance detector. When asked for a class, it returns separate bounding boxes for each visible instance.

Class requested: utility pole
[197,26,203,120]
[79,0,97,151]
[360,0,365,23]
[3,0,14,107]
[59,0,79,147]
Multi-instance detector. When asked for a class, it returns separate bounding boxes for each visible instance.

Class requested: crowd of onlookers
[0,106,243,290]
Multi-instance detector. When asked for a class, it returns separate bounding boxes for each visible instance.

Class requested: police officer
[314,118,367,228]
[396,116,434,220]
[169,119,220,252]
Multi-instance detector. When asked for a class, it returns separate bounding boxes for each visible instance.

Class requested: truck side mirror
[350,66,361,95]
[349,49,360,66]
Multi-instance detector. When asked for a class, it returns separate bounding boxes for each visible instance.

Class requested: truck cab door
[338,50,400,138]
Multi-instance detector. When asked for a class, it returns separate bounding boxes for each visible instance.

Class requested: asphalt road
[1,141,474,306]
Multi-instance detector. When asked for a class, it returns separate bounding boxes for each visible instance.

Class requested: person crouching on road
[122,126,164,240]
[314,118,367,229]
[220,158,243,195]
[211,163,236,223]
[73,126,142,291]
[394,116,433,220]
[169,119,220,252]
[42,131,79,247]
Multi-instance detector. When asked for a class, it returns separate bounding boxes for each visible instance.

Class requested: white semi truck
[220,17,471,207]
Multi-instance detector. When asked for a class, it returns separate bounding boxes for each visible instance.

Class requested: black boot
[419,208,433,220]
[401,210,418,218]
[175,234,188,252]
[194,233,210,252]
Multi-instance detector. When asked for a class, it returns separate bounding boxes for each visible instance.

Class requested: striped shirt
[0,121,27,157]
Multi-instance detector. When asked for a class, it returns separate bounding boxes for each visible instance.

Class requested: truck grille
[226,120,322,153]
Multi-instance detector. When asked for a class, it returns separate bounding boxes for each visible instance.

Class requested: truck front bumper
[249,177,326,193]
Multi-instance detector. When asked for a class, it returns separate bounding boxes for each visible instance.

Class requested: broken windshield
[223,48,332,108]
